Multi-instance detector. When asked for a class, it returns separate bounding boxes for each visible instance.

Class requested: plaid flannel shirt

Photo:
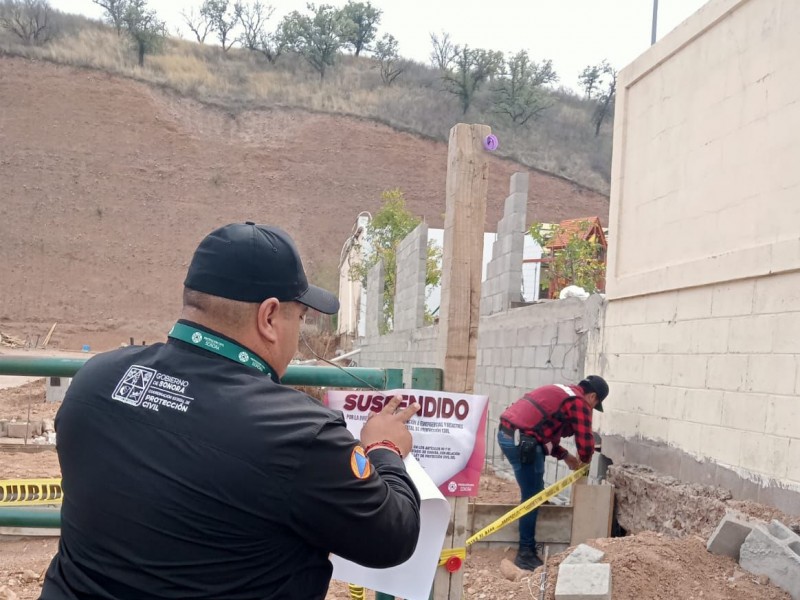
[536,396,595,464]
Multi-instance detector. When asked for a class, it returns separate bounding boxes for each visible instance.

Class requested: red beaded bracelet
[364,440,403,457]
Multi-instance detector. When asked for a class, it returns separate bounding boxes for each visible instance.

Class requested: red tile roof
[546,216,607,249]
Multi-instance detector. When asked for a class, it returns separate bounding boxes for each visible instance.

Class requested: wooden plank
[569,481,615,545]
[41,323,57,349]
[468,504,573,545]
[434,123,491,600]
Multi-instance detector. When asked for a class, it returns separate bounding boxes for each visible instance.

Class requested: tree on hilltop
[92,0,126,35]
[492,52,558,128]
[580,60,616,136]
[443,45,503,114]
[374,33,403,86]
[123,0,165,67]
[279,3,349,79]
[234,0,270,50]
[202,0,238,53]
[233,0,284,63]
[339,0,380,57]
[1,0,56,45]
[429,31,457,71]
[181,6,212,43]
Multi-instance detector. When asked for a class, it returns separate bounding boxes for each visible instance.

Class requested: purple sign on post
[483,134,499,151]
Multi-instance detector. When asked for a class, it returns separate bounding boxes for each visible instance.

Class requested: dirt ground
[0,380,795,599]
[0,57,608,352]
[0,532,791,600]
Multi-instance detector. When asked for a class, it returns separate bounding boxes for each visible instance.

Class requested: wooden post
[434,123,491,600]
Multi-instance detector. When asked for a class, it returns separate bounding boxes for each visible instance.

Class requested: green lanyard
[168,322,273,378]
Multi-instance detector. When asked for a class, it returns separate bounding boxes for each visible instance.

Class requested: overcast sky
[51,0,709,90]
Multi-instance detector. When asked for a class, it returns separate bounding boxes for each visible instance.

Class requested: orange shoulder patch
[350,446,371,479]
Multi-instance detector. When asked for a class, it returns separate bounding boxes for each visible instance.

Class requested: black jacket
[41,321,420,600]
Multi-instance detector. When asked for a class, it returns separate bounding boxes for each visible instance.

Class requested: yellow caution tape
[0,478,63,506]
[347,584,366,599]
[438,547,466,567]
[466,464,588,546]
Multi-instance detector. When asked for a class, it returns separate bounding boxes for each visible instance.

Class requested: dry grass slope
[0,9,613,192]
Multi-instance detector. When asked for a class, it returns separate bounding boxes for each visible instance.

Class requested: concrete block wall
[595,0,800,513]
[481,172,528,316]
[588,273,800,493]
[356,325,439,388]
[365,260,384,338]
[394,223,428,332]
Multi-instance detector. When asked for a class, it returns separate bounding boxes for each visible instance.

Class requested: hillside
[0,10,614,193]
[0,57,608,350]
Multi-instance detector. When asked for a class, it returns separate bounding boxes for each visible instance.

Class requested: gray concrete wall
[481,173,528,316]
[394,223,428,332]
[365,260,384,338]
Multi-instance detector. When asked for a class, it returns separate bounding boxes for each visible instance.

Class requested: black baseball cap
[580,375,609,412]
[184,222,340,314]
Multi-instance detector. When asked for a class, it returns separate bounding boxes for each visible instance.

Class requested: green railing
[0,356,404,390]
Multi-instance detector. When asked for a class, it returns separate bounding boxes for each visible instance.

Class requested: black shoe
[514,547,543,571]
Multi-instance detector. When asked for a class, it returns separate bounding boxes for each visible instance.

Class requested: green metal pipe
[282,366,396,389]
[0,507,61,528]
[0,357,88,378]
[0,357,398,389]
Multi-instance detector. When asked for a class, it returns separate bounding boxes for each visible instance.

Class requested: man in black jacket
[41,222,421,600]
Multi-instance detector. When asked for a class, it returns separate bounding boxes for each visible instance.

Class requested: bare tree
[374,33,402,85]
[429,31,457,71]
[202,0,237,53]
[181,6,212,43]
[581,60,617,136]
[234,0,273,51]
[1,0,55,45]
[91,0,127,35]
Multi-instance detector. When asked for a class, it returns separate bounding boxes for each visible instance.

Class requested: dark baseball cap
[580,375,609,412]
[184,222,340,314]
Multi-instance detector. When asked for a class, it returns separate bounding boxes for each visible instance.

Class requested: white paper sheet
[330,454,451,600]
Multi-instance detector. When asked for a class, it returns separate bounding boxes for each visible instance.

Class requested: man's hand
[563,454,582,470]
[361,395,420,457]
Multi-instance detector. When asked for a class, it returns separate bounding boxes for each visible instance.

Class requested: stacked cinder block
[480,172,528,317]
[365,260,384,339]
[393,223,428,333]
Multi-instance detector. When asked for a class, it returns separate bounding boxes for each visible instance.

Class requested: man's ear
[256,298,281,343]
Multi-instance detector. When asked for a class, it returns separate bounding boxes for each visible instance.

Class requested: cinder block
[555,563,611,600]
[706,512,755,560]
[509,172,529,196]
[562,544,605,565]
[739,521,800,600]
[6,422,30,439]
[748,354,797,395]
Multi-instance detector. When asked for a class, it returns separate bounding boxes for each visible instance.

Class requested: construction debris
[739,520,800,600]
[562,544,605,565]
[0,332,24,348]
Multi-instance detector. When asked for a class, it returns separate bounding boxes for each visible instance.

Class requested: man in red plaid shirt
[498,375,609,570]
